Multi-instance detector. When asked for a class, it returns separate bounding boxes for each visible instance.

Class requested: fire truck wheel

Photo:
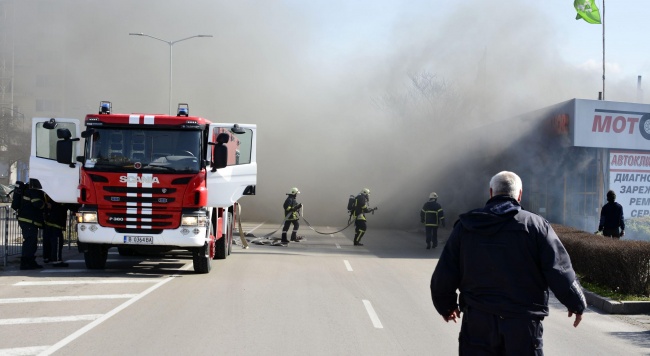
[193,248,212,274]
[215,212,232,260]
[227,212,233,256]
[215,235,227,260]
[85,245,108,269]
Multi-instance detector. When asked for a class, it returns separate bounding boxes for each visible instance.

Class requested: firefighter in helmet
[352,188,376,246]
[420,192,445,249]
[281,187,302,244]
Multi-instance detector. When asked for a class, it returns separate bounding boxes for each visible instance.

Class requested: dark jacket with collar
[430,195,587,319]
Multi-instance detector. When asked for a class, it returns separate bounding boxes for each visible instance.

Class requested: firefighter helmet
[289,187,300,195]
[430,192,438,199]
[362,188,370,195]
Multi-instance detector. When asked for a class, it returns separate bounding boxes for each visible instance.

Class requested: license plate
[123,236,154,244]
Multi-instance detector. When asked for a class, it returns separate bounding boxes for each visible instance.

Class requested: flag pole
[602,0,606,100]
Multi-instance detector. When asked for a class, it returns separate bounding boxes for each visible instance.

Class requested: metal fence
[1,205,78,267]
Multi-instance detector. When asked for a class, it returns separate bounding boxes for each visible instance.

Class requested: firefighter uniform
[420,192,445,249]
[281,187,302,244]
[17,185,45,270]
[43,194,71,267]
[352,188,373,246]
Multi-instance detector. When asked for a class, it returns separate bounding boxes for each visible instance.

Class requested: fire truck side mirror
[212,145,228,171]
[56,139,74,166]
[43,118,58,130]
[55,128,79,168]
[210,132,230,172]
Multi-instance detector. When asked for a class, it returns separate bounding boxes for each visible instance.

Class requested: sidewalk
[1,244,81,272]
[584,290,650,315]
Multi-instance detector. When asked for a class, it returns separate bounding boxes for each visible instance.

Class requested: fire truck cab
[29,102,257,273]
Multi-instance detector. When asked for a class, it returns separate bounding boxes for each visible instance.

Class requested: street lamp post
[129,32,213,115]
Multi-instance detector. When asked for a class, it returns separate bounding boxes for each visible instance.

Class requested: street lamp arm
[171,34,213,45]
[128,32,213,115]
[129,32,171,45]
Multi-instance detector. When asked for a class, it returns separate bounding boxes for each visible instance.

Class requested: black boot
[20,257,42,270]
[30,257,43,269]
[281,231,289,244]
[20,257,31,270]
[290,231,299,242]
[426,242,431,249]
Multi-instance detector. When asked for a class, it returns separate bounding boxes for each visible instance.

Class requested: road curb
[584,290,650,314]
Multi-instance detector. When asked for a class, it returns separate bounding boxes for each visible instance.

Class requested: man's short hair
[606,190,616,202]
[490,171,522,199]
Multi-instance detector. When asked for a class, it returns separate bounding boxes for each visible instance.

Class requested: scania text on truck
[29,101,257,273]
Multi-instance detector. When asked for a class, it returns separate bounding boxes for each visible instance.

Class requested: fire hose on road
[238,204,378,246]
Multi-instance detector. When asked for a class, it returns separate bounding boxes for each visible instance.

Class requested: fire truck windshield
[84,128,201,173]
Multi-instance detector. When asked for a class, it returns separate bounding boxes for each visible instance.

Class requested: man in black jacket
[597,190,625,238]
[430,171,586,355]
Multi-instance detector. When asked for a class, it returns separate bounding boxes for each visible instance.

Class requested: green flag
[574,0,602,24]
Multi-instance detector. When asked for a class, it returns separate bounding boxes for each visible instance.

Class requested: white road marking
[0,346,49,355]
[0,295,138,304]
[15,280,160,286]
[38,263,193,356]
[362,300,384,329]
[335,243,341,249]
[0,314,102,325]
[344,260,353,271]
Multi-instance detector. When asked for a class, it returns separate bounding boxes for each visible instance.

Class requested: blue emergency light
[99,101,111,115]
[177,103,189,117]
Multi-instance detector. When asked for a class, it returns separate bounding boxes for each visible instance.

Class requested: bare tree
[0,107,30,185]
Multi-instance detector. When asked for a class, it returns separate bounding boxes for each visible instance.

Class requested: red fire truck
[29,101,257,273]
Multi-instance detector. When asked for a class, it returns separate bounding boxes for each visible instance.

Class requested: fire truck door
[206,123,257,207]
[29,118,81,203]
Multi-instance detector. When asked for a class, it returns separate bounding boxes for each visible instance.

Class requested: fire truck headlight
[181,215,208,227]
[77,212,98,223]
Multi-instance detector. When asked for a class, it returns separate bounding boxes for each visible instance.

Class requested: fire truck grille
[115,228,164,234]
[100,210,178,230]
[104,187,177,194]
[103,196,176,204]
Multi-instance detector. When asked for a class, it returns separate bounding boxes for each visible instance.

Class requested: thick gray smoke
[5,1,641,229]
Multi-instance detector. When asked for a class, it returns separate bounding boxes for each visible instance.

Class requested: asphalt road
[0,222,649,355]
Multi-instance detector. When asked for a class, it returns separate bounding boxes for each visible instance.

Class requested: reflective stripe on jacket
[421,200,445,227]
[17,188,45,227]
[353,194,368,221]
[283,195,300,221]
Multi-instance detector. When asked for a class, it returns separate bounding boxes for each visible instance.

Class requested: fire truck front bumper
[77,224,209,248]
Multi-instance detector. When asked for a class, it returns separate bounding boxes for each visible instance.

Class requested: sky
[6,0,650,228]
[541,0,650,92]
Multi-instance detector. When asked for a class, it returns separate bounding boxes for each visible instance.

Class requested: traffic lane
[53,228,451,355]
[334,228,460,355]
[341,227,650,355]
[0,274,176,352]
